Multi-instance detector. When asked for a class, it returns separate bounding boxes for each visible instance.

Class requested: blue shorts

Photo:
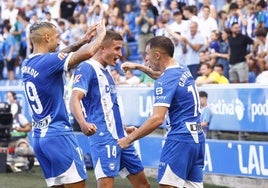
[90,139,144,179]
[158,140,205,188]
[32,134,87,187]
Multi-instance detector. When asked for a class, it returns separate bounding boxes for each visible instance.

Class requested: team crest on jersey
[109,163,115,171]
[73,74,82,84]
[57,53,67,60]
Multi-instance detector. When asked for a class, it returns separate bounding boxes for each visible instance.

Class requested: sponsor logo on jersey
[58,53,67,60]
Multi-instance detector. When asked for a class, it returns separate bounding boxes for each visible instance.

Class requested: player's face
[48,28,60,52]
[102,40,123,66]
[144,45,159,71]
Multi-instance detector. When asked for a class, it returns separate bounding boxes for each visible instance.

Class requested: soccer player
[118,36,205,188]
[21,21,106,187]
[70,30,150,188]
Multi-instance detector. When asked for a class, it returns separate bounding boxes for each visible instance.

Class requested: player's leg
[120,144,150,188]
[90,139,120,188]
[62,180,86,188]
[158,140,191,188]
[184,143,205,188]
[34,135,87,187]
[127,170,150,188]
[97,177,115,188]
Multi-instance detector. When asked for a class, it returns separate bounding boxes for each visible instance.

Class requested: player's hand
[83,24,98,43]
[124,126,137,135]
[80,122,97,136]
[95,19,106,39]
[121,62,137,73]
[117,137,131,149]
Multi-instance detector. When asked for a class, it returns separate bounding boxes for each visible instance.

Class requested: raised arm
[67,20,106,68]
[121,62,161,80]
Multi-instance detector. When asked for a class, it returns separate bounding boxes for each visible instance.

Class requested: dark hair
[231,22,239,27]
[201,62,212,69]
[229,2,238,10]
[146,36,174,57]
[199,91,208,98]
[214,63,224,70]
[255,27,267,37]
[256,0,266,8]
[217,10,226,19]
[183,5,194,14]
[102,30,123,43]
[173,9,182,16]
[8,91,17,100]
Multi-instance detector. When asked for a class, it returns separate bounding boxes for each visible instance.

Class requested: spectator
[183,5,199,26]
[228,22,254,83]
[135,1,155,60]
[3,24,17,81]
[252,27,268,73]
[46,0,61,21]
[242,3,258,39]
[153,16,169,37]
[256,0,267,29]
[168,0,180,14]
[1,1,19,26]
[105,0,120,18]
[195,62,229,86]
[145,0,159,21]
[0,34,4,80]
[199,91,213,138]
[168,9,188,36]
[165,26,186,66]
[6,91,34,172]
[217,10,228,32]
[124,3,137,42]
[58,20,71,51]
[76,13,88,35]
[139,72,155,87]
[208,30,221,66]
[182,21,205,79]
[43,11,58,30]
[212,28,230,79]
[35,0,48,21]
[111,68,126,85]
[213,63,230,84]
[123,69,141,85]
[87,3,105,26]
[198,5,218,48]
[60,0,77,19]
[225,2,247,30]
[236,0,247,16]
[221,0,232,14]
[198,0,217,19]
[73,0,89,18]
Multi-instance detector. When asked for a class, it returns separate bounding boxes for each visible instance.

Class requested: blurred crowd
[0,0,268,85]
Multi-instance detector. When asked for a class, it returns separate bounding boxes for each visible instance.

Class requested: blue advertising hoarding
[1,84,268,179]
[75,133,268,179]
[0,84,268,132]
[199,85,268,132]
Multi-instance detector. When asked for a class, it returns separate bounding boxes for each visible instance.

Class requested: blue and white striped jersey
[72,59,125,144]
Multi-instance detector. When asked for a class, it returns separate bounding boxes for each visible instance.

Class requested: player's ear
[43,33,50,42]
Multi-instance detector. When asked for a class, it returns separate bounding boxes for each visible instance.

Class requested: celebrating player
[21,21,106,188]
[118,36,205,188]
